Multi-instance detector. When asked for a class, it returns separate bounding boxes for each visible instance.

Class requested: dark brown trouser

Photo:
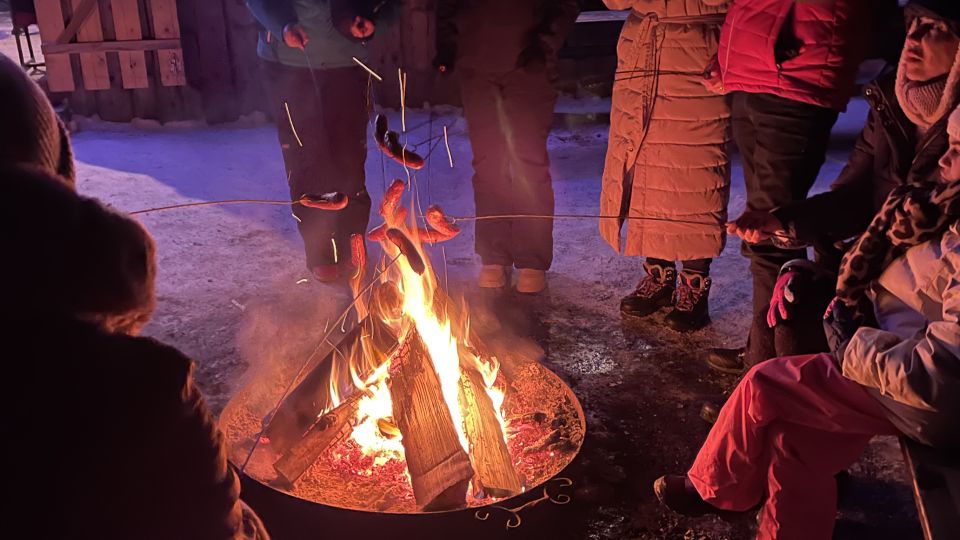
[731,91,838,366]
[459,67,557,270]
[263,61,371,268]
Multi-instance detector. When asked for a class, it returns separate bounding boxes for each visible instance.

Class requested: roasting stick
[128,201,790,240]
[351,55,383,81]
[239,254,403,472]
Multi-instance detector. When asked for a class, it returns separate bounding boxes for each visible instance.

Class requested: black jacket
[5,316,251,540]
[436,0,580,73]
[774,74,950,251]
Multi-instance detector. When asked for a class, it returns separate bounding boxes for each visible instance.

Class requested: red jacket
[718,0,871,111]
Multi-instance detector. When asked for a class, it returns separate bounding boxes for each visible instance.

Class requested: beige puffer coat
[600,0,731,259]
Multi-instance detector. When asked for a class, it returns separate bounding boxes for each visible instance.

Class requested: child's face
[940,134,960,181]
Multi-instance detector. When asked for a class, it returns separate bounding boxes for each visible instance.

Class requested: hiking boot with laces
[665,271,711,332]
[621,262,677,318]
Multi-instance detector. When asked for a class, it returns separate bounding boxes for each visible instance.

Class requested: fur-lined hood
[0,165,155,331]
[896,4,960,129]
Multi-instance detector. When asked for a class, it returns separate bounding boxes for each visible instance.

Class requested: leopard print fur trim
[836,179,960,311]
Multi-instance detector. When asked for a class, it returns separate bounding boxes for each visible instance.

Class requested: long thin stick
[352,56,383,81]
[284,102,304,147]
[443,125,454,168]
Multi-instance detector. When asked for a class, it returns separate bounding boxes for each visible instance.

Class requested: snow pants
[458,67,557,271]
[731,92,839,366]
[688,353,898,540]
[263,61,371,269]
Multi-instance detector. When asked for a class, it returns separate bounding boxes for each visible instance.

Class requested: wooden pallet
[36,0,185,92]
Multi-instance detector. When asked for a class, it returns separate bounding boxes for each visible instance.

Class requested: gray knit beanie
[0,55,76,187]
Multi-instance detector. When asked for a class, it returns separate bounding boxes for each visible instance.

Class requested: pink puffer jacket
[717,0,871,111]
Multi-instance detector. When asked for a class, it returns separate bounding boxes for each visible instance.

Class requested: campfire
[221,180,584,514]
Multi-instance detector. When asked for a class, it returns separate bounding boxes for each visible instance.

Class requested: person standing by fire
[247,0,394,282]
[599,0,731,332]
[701,0,878,368]
[434,0,580,294]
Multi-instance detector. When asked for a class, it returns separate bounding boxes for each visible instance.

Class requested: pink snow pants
[688,353,899,540]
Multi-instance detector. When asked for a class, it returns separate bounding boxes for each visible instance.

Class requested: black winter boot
[665,271,711,332]
[620,262,677,318]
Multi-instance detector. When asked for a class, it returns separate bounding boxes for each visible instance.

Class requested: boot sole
[664,315,711,333]
[620,299,674,319]
[704,359,746,375]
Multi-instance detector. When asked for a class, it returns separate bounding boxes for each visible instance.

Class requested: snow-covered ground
[0,19,919,537]
[61,100,916,539]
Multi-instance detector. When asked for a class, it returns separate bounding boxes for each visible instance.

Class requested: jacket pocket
[773,4,801,66]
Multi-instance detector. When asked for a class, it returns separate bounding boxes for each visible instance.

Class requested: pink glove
[766,270,801,328]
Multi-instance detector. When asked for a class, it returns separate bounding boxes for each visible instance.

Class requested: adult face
[903,16,960,82]
[939,133,960,181]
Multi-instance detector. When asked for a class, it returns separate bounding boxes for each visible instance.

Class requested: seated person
[711,0,960,374]
[653,103,960,540]
[0,166,269,540]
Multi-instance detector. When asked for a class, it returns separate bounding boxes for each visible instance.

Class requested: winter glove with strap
[823,296,865,359]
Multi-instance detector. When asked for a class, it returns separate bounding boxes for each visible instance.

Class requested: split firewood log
[458,367,522,498]
[264,314,397,454]
[390,329,474,510]
[272,392,363,487]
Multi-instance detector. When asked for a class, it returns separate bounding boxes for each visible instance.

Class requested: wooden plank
[96,0,135,121]
[71,0,111,90]
[192,0,237,120]
[111,0,149,88]
[34,0,75,91]
[42,38,181,53]
[272,393,363,487]
[576,10,629,23]
[55,0,98,43]
[149,0,186,86]
[223,0,268,115]
[390,329,474,511]
[263,315,398,454]
[458,367,522,498]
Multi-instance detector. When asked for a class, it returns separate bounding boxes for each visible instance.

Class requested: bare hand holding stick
[726,210,787,244]
[283,23,309,50]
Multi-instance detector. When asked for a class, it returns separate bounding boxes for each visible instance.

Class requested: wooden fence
[33,1,621,123]
[35,0,266,123]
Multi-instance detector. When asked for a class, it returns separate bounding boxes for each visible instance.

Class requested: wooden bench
[900,437,960,540]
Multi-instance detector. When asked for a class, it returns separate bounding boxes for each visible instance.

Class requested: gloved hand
[822,296,864,359]
[766,260,819,328]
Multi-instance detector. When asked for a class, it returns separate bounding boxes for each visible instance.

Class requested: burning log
[389,329,474,511]
[458,367,522,498]
[272,392,363,487]
[264,314,398,454]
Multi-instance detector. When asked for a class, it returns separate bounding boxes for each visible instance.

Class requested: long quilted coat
[600,0,731,260]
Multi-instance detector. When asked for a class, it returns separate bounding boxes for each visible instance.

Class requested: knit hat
[905,1,960,36]
[950,103,960,139]
[0,55,75,188]
[1,165,156,333]
[896,3,960,129]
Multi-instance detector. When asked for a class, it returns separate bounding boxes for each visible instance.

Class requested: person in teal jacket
[247,0,393,281]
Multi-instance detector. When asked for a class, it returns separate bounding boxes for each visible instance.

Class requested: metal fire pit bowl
[221,359,585,538]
